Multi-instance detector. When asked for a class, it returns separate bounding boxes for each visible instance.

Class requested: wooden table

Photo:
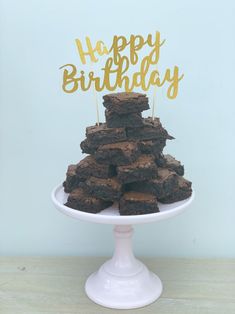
[0,257,234,313]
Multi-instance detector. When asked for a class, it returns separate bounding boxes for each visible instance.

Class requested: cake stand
[51,185,194,309]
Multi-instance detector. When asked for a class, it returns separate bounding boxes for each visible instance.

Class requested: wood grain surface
[0,257,234,314]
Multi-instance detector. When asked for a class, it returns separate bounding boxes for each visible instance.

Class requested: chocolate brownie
[159,176,192,203]
[126,117,174,141]
[126,168,178,199]
[103,92,149,114]
[95,141,140,165]
[155,153,167,167]
[119,191,159,215]
[65,187,112,213]
[86,123,126,146]
[76,155,115,180]
[63,164,79,193]
[117,155,158,184]
[80,138,97,154]
[138,139,166,156]
[164,154,184,176]
[105,109,144,128]
[81,177,122,201]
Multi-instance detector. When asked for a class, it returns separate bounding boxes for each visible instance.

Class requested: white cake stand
[51,184,194,310]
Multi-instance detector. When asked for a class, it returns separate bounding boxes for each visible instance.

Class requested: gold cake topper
[60,32,183,99]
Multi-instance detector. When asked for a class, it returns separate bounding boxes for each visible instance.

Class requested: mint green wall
[1,0,235,257]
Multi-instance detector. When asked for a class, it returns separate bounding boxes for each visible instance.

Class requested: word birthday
[60,32,183,99]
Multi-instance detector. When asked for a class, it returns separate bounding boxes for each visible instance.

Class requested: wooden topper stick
[92,80,100,126]
[91,61,100,125]
[152,85,157,121]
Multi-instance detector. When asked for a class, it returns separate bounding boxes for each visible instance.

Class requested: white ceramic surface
[51,184,194,309]
[85,224,163,309]
[52,184,194,225]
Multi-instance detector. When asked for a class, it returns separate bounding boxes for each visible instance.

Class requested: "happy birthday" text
[60,32,184,99]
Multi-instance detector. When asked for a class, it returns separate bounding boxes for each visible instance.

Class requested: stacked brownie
[63,92,192,215]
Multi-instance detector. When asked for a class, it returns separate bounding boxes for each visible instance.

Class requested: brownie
[76,155,115,180]
[138,139,166,156]
[86,123,126,146]
[126,168,178,199]
[159,176,192,203]
[65,187,112,213]
[95,141,140,166]
[103,92,149,114]
[81,176,122,201]
[62,91,192,215]
[164,154,184,176]
[155,153,167,167]
[63,164,79,193]
[117,155,158,184]
[80,138,97,154]
[119,191,159,215]
[126,117,174,141]
[105,109,144,128]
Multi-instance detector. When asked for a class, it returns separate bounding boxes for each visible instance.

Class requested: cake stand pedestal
[52,185,194,310]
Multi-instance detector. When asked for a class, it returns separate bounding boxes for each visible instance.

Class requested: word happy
[60,32,184,99]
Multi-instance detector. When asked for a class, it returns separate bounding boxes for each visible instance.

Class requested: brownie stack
[63,92,192,215]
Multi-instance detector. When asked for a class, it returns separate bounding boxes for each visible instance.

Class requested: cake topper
[60,32,183,122]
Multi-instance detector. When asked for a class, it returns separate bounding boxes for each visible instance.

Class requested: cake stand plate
[52,185,194,309]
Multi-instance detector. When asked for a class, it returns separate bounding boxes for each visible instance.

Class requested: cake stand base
[85,225,162,309]
[52,185,194,310]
